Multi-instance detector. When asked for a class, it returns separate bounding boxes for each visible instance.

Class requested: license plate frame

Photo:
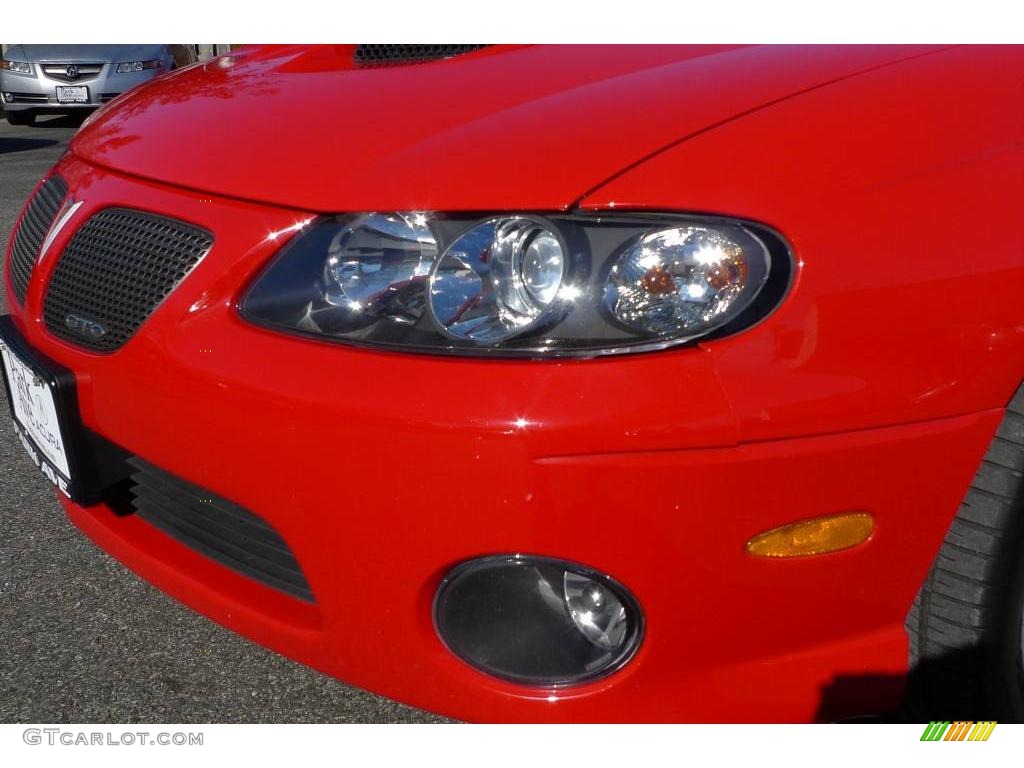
[55,85,89,104]
[0,315,95,501]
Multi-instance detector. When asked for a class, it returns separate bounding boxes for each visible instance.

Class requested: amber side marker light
[746,512,875,558]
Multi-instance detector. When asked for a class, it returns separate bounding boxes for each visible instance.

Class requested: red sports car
[2,44,1023,722]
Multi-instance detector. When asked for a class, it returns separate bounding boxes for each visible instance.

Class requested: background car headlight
[115,60,162,74]
[241,212,791,357]
[0,60,33,75]
[434,555,643,686]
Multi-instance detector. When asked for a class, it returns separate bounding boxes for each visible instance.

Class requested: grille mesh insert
[128,458,314,602]
[7,175,67,305]
[43,208,212,352]
[354,44,487,66]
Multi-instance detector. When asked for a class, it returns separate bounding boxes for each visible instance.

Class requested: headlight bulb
[563,572,628,650]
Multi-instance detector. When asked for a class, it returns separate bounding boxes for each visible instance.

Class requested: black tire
[907,385,1024,720]
[5,111,35,126]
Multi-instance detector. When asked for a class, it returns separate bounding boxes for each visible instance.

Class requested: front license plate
[55,85,89,104]
[0,331,74,497]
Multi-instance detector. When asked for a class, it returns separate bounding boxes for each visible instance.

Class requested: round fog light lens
[434,555,643,686]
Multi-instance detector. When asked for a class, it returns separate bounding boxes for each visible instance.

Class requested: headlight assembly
[241,212,792,358]
[0,60,33,75]
[115,60,162,74]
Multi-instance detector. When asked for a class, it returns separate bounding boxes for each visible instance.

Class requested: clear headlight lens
[0,60,33,75]
[322,213,436,309]
[115,60,162,74]
[241,212,788,357]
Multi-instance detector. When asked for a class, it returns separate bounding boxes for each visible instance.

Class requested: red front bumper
[5,154,1001,721]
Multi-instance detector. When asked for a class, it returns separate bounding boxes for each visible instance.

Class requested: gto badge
[65,313,106,339]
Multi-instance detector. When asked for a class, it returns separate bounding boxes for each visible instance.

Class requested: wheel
[5,111,35,126]
[907,385,1024,720]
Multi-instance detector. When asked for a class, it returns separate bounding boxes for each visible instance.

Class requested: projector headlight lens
[429,217,565,344]
[241,212,788,357]
[434,555,643,686]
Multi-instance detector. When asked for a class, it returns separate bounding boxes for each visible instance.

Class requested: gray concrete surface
[0,115,444,723]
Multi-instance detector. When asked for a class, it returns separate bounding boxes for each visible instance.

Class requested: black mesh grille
[43,208,212,352]
[7,175,68,306]
[354,44,487,66]
[127,458,314,602]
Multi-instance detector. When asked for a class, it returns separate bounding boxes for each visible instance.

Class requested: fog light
[434,555,643,686]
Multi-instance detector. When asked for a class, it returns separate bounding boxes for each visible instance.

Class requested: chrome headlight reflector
[322,212,436,309]
[605,224,767,338]
[241,212,789,357]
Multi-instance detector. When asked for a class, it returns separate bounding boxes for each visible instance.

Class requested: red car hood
[71,44,938,213]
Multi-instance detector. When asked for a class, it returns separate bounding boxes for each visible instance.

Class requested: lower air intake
[127,458,314,602]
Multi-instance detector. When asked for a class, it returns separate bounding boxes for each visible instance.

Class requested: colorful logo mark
[920,721,996,741]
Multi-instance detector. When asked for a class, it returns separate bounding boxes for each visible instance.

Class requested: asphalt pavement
[0,115,444,723]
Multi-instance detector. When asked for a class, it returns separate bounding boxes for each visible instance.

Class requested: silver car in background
[1,44,189,126]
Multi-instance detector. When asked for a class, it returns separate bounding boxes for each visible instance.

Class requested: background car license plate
[0,342,73,496]
[56,85,89,104]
